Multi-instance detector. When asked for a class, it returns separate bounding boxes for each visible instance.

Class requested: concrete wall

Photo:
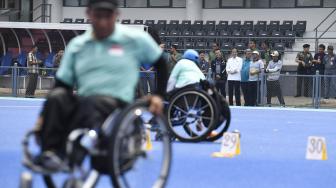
[62,7,336,31]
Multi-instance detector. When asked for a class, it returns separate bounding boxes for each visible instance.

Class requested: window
[173,0,186,7]
[297,0,322,7]
[324,0,336,7]
[64,0,80,6]
[246,0,269,8]
[117,0,125,7]
[204,0,220,8]
[271,0,295,8]
[126,0,147,7]
[149,0,170,7]
[79,0,89,6]
[221,0,244,7]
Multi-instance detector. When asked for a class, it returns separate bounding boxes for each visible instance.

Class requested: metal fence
[1,65,336,109]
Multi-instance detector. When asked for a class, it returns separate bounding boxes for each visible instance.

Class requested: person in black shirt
[211,49,227,97]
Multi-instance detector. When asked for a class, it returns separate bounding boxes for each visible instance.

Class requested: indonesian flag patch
[108,45,124,56]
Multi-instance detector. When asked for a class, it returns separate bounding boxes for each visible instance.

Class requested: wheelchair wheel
[206,94,231,142]
[108,100,172,188]
[167,89,218,142]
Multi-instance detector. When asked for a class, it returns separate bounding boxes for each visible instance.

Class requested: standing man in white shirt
[226,48,243,106]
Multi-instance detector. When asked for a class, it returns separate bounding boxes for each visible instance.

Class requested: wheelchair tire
[206,94,231,142]
[167,89,219,142]
[108,100,172,188]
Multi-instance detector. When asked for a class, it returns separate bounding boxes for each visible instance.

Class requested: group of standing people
[197,41,285,107]
[295,44,336,99]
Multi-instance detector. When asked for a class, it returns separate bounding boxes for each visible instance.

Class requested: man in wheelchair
[31,0,168,172]
[163,49,231,142]
[166,49,206,94]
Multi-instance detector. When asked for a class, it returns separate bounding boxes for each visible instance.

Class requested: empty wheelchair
[164,80,231,142]
[20,100,172,188]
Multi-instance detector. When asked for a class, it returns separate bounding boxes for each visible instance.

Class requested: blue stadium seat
[192,20,204,31]
[61,18,73,23]
[294,21,306,37]
[242,21,254,31]
[156,20,167,31]
[0,52,13,75]
[134,20,144,24]
[167,20,179,31]
[121,19,131,24]
[145,20,155,28]
[181,20,192,30]
[17,52,27,76]
[217,21,229,31]
[74,18,85,24]
[267,21,280,32]
[230,21,241,31]
[254,21,267,32]
[280,20,293,33]
[205,21,216,31]
[40,52,55,76]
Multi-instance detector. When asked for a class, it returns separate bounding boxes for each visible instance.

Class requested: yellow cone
[145,130,153,151]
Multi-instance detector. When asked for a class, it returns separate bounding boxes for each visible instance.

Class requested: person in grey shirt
[25,45,40,98]
[248,51,264,106]
[265,51,285,106]
[323,45,336,99]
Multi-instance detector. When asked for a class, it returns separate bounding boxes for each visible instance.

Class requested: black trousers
[215,79,226,97]
[296,72,311,97]
[248,81,258,106]
[25,73,38,96]
[228,80,241,106]
[267,80,285,105]
[39,88,126,155]
[241,82,249,106]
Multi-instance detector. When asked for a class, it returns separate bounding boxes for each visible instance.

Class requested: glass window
[221,0,244,7]
[79,0,89,6]
[204,0,219,8]
[149,0,170,7]
[246,0,269,8]
[63,0,80,6]
[126,0,147,7]
[297,0,322,7]
[271,0,295,8]
[117,0,125,7]
[173,0,186,7]
[324,0,336,7]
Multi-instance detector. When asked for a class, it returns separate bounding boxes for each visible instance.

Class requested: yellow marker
[145,129,153,151]
[212,132,241,158]
[235,137,241,155]
[306,136,327,160]
[211,152,234,158]
[322,142,327,160]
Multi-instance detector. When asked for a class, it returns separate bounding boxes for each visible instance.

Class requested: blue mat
[0,97,336,188]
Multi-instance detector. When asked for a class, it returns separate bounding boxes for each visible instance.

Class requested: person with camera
[25,45,42,98]
[295,44,313,97]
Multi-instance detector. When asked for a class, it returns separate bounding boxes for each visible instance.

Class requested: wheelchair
[20,100,172,188]
[163,80,231,142]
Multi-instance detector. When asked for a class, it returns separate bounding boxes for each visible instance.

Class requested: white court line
[0,97,45,101]
[0,106,41,108]
[230,106,336,113]
[0,97,335,112]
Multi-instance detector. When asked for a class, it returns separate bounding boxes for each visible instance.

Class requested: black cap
[327,45,334,50]
[88,0,118,10]
[303,44,310,48]
[172,44,178,49]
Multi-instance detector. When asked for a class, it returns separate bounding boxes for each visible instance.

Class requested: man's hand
[146,95,164,115]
